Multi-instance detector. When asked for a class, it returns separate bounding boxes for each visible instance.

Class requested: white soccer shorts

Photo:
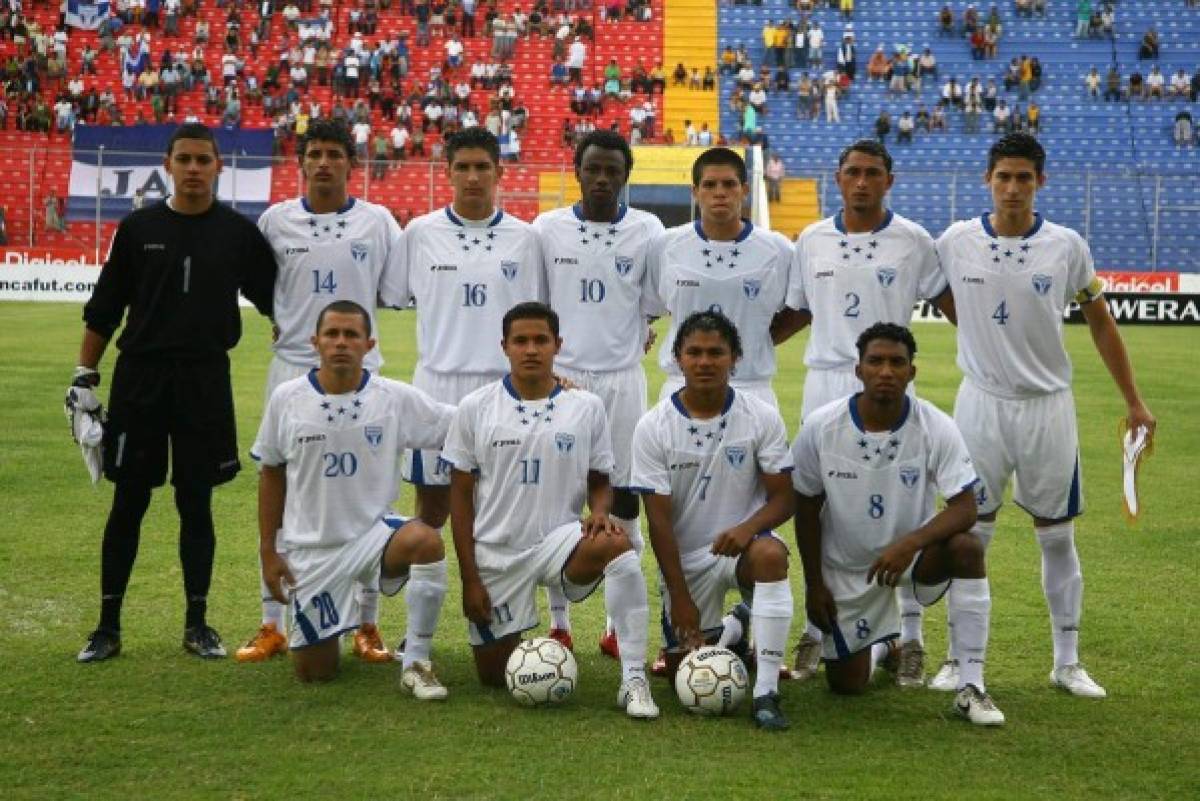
[403,364,500,486]
[467,521,601,646]
[554,363,647,489]
[819,553,949,662]
[953,380,1084,520]
[658,377,779,409]
[264,355,312,410]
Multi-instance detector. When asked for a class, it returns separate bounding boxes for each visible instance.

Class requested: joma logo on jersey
[614,256,633,276]
[899,466,920,488]
[815,270,834,279]
[490,438,520,448]
[298,434,327,444]
[555,433,575,454]
[143,243,166,251]
[500,261,519,281]
[876,267,897,288]
[1032,273,1053,296]
[826,469,858,479]
[669,460,700,471]
[285,247,310,255]
[725,446,747,468]
[364,426,383,449]
[351,242,369,263]
[554,257,579,265]
[675,279,700,287]
[962,276,985,285]
[742,279,761,300]
[431,264,458,271]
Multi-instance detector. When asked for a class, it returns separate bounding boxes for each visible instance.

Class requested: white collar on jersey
[847,392,911,434]
[980,211,1043,239]
[834,209,894,234]
[306,368,371,395]
[445,206,504,228]
[571,202,628,225]
[692,219,754,243]
[301,197,357,214]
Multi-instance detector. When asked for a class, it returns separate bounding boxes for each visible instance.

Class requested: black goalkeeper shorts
[102,354,241,488]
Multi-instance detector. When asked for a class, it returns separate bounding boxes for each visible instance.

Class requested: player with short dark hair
[235,103,408,666]
[782,139,955,684]
[531,128,664,656]
[444,302,658,719]
[73,123,277,663]
[792,322,1004,725]
[253,301,456,689]
[931,133,1156,699]
[633,311,795,730]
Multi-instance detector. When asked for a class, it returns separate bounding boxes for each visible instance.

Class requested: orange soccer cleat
[353,623,393,663]
[235,622,287,663]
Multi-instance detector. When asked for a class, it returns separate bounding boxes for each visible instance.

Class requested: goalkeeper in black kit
[70,123,278,663]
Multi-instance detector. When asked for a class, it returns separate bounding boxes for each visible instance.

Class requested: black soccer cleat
[77,629,122,663]
[752,691,790,731]
[183,625,228,659]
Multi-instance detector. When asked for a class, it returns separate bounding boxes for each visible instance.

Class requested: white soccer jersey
[533,203,664,371]
[399,207,545,375]
[258,197,407,371]
[441,378,614,555]
[251,371,455,550]
[791,395,978,572]
[790,210,947,370]
[645,221,795,383]
[631,388,794,557]
[936,213,1103,398]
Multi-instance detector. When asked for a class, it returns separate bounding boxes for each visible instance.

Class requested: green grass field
[1,303,1195,800]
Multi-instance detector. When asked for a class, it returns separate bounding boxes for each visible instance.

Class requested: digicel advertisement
[0,247,103,302]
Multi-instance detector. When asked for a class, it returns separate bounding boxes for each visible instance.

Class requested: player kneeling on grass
[444,302,658,719]
[632,311,796,731]
[253,301,455,691]
[791,323,1005,726]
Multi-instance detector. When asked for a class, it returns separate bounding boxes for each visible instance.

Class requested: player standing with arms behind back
[532,130,664,656]
[783,139,956,685]
[236,119,408,665]
[932,133,1156,698]
[73,123,277,662]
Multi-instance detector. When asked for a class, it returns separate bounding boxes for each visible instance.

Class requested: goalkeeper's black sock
[176,484,215,628]
[99,483,153,633]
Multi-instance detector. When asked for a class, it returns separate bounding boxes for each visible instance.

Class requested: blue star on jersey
[686,417,729,449]
[514,398,557,426]
[575,221,620,249]
[455,229,498,253]
[700,245,743,271]
[837,238,882,263]
[306,217,347,240]
[855,433,901,465]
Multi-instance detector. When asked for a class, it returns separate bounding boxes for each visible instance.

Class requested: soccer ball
[674,647,749,716]
[505,637,578,707]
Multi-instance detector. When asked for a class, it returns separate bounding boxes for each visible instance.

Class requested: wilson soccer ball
[505,637,578,707]
[674,647,749,716]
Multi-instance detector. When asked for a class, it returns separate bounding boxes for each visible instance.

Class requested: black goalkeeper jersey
[83,200,277,359]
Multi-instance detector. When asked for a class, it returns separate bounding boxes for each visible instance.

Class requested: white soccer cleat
[791,633,822,682]
[400,660,449,701]
[928,658,960,692]
[617,675,660,720]
[895,640,926,689]
[1050,664,1108,698]
[953,684,1006,727]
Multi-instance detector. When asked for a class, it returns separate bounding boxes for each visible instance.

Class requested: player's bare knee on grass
[293,640,340,682]
[740,536,789,583]
[473,634,520,688]
[825,652,871,695]
[567,530,632,581]
[415,486,450,529]
[384,520,444,572]
[946,530,986,578]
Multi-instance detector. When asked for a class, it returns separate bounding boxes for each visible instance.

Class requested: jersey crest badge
[351,241,369,263]
[724,446,747,468]
[1032,273,1053,296]
[742,279,762,299]
[614,255,633,277]
[364,425,383,449]
[899,466,920,488]
[876,266,897,288]
[555,432,575,454]
[501,260,519,281]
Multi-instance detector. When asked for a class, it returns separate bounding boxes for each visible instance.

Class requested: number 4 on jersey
[992,300,1010,326]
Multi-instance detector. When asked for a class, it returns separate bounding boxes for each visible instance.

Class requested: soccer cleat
[752,691,790,731]
[235,622,287,663]
[953,684,1006,726]
[183,625,227,659]
[547,627,574,652]
[928,658,960,692]
[400,660,449,700]
[77,629,121,663]
[791,633,822,682]
[617,675,660,719]
[598,630,620,660]
[392,636,407,662]
[353,623,393,663]
[650,647,669,677]
[1050,664,1108,698]
[896,640,927,688]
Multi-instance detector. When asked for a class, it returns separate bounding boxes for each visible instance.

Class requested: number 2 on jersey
[844,292,861,318]
[312,270,338,294]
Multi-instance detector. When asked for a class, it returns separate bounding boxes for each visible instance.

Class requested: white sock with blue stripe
[751,579,793,698]
[402,559,447,669]
[1037,522,1082,669]
[604,550,649,682]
